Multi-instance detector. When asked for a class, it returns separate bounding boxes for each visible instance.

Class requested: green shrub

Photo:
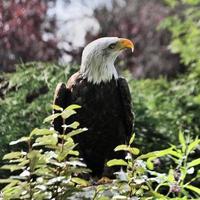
[131,75,200,152]
[133,0,200,151]
[0,62,76,158]
[103,131,200,199]
[161,0,200,75]
[0,105,89,199]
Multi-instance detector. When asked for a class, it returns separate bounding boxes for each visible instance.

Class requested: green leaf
[18,159,29,167]
[114,145,140,155]
[146,157,155,170]
[129,147,140,155]
[114,145,129,152]
[188,158,200,168]
[66,104,81,110]
[179,130,186,153]
[184,184,200,195]
[43,113,61,123]
[107,159,128,167]
[30,128,55,137]
[1,181,22,199]
[3,152,24,160]
[167,169,175,183]
[52,104,63,111]
[129,133,135,145]
[68,150,79,156]
[61,109,76,119]
[33,134,58,147]
[28,150,45,171]
[9,137,30,145]
[169,150,182,158]
[138,147,173,159]
[0,179,16,183]
[1,164,24,172]
[188,138,200,153]
[64,128,87,139]
[71,177,89,186]
[68,121,80,129]
[62,121,80,129]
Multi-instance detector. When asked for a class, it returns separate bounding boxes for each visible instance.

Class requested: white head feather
[80,37,123,84]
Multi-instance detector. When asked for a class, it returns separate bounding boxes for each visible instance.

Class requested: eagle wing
[52,82,71,134]
[52,72,80,134]
[118,77,134,139]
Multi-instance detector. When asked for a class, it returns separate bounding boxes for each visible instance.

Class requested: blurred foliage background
[0,0,200,159]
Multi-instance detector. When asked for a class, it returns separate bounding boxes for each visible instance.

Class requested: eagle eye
[108,43,116,49]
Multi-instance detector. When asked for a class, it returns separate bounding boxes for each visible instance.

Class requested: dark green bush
[0,105,89,199]
[132,75,200,152]
[1,61,200,157]
[0,62,76,158]
[161,0,200,74]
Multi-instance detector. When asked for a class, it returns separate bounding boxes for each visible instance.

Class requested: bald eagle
[53,37,134,177]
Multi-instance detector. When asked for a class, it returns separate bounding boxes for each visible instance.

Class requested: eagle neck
[80,62,118,84]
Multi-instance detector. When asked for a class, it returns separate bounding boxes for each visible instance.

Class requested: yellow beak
[118,38,134,52]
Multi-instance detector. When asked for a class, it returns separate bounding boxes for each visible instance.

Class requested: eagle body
[53,37,134,177]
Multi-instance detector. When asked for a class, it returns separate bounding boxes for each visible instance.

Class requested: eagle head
[80,37,134,84]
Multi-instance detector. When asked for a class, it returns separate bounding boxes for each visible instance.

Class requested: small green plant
[104,132,200,199]
[0,104,89,200]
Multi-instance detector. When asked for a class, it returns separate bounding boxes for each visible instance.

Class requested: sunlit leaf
[169,150,182,158]
[188,138,200,153]
[62,121,80,129]
[66,104,81,110]
[178,130,186,153]
[114,145,129,152]
[61,109,76,119]
[71,177,89,186]
[43,113,61,123]
[1,164,24,172]
[68,150,79,156]
[33,134,58,147]
[18,159,29,167]
[129,133,135,145]
[52,104,63,111]
[1,182,23,199]
[188,158,200,168]
[138,147,173,159]
[107,159,128,167]
[129,147,140,155]
[146,157,154,170]
[167,169,175,183]
[114,145,140,155]
[0,179,16,184]
[184,184,200,195]
[3,152,24,160]
[9,137,30,145]
[28,150,44,171]
[64,128,87,139]
[30,128,55,137]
